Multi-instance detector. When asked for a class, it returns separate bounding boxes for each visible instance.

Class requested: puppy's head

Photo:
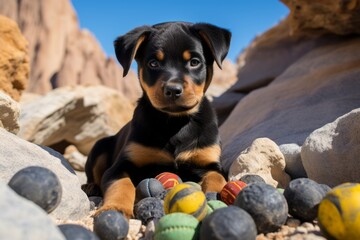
[114,22,231,115]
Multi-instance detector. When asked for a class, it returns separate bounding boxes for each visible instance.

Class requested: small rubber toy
[284,178,325,221]
[318,183,360,240]
[154,212,200,240]
[135,178,164,203]
[93,210,129,240]
[206,200,227,216]
[200,206,257,240]
[164,183,207,221]
[58,224,99,240]
[134,197,164,224]
[8,166,62,213]
[155,172,182,189]
[240,174,265,184]
[234,182,288,233]
[220,180,247,205]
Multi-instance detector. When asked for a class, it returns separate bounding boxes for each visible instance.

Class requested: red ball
[155,172,182,189]
[220,180,247,205]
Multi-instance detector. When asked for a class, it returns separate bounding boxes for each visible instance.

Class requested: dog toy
[164,183,207,221]
[134,197,164,224]
[206,200,227,216]
[318,183,360,240]
[155,172,182,189]
[58,224,99,240]
[200,206,257,240]
[154,212,200,240]
[240,174,265,184]
[284,178,328,221]
[234,182,288,233]
[8,166,62,213]
[220,180,247,205]
[135,178,164,203]
[93,210,129,240]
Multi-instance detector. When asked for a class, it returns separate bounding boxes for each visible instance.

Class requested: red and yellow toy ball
[164,183,208,221]
[155,172,182,189]
[318,183,360,240]
[220,180,247,205]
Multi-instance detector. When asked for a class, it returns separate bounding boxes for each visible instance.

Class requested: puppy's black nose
[164,84,183,99]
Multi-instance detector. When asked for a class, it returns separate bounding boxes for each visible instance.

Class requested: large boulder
[0,91,20,134]
[0,15,28,101]
[0,128,90,220]
[220,37,360,172]
[281,0,360,35]
[0,182,65,240]
[0,0,140,102]
[18,85,134,155]
[301,109,360,187]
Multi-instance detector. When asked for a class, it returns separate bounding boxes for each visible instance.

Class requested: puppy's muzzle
[164,82,183,99]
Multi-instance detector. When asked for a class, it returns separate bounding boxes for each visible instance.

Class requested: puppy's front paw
[201,171,227,193]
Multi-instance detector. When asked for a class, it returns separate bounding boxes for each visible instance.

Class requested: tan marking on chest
[176,144,221,166]
[125,142,174,167]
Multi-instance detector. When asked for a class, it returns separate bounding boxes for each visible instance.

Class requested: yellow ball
[318,183,360,240]
[164,183,207,221]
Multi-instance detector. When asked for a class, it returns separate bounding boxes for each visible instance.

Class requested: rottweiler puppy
[82,22,231,218]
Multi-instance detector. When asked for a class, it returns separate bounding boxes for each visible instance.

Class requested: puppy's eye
[148,59,160,69]
[189,58,201,68]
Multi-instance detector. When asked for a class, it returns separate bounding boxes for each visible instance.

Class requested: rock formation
[19,85,134,155]
[0,0,141,102]
[220,36,360,172]
[218,1,360,174]
[281,0,360,35]
[0,15,29,101]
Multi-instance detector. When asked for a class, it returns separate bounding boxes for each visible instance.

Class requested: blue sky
[71,1,288,63]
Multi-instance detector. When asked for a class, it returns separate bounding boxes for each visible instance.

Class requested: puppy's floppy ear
[192,23,231,69]
[114,26,152,77]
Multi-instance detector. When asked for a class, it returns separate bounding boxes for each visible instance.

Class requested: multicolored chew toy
[163,183,207,221]
[318,183,360,240]
[220,180,247,205]
[155,172,182,189]
[154,213,199,240]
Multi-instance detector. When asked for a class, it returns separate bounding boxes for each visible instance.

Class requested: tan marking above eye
[176,144,221,166]
[156,50,165,61]
[125,142,174,167]
[183,50,191,61]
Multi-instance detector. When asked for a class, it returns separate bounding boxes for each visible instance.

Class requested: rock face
[0,182,65,240]
[0,91,20,134]
[213,18,341,125]
[18,85,134,155]
[301,109,360,187]
[0,127,90,220]
[220,36,360,172]
[228,138,290,188]
[0,0,140,102]
[281,0,360,35]
[0,15,29,101]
